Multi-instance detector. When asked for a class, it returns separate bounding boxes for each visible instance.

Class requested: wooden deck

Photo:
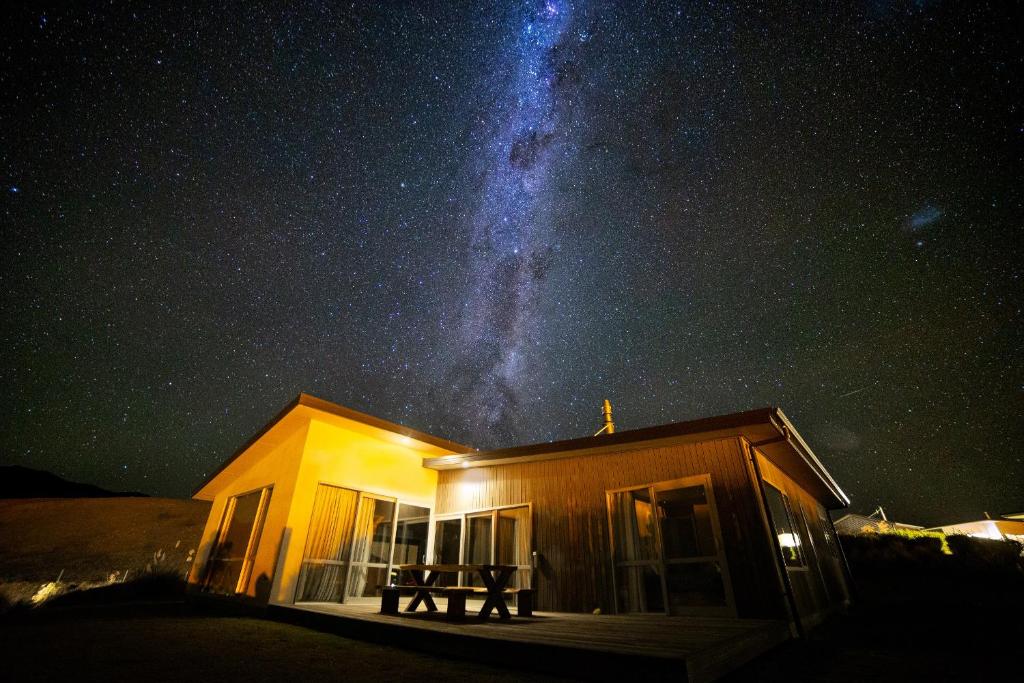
[269,601,791,682]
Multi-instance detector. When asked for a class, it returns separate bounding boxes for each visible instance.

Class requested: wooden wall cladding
[436,437,783,616]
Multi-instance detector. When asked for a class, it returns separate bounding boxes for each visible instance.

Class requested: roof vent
[594,399,615,436]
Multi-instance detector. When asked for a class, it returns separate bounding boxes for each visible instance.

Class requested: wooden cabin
[188,393,851,631]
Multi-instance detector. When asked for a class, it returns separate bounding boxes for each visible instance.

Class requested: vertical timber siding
[435,437,783,617]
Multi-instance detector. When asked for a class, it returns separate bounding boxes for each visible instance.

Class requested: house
[833,511,923,536]
[926,517,1024,543]
[187,393,852,632]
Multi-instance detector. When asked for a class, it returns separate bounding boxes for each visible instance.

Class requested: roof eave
[770,407,851,508]
[424,407,778,471]
[191,393,473,499]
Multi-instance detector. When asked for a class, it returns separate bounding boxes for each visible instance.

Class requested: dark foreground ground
[725,598,1021,682]
[2,500,1021,681]
[0,604,563,683]
[1,585,1019,682]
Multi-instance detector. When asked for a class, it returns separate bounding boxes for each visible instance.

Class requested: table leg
[477,567,513,619]
[404,570,439,612]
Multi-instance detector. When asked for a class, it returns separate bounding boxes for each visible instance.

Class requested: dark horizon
[2,1,1020,527]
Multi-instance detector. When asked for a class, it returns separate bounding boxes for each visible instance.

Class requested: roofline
[423,407,778,470]
[832,513,865,524]
[192,393,473,497]
[295,394,472,453]
[926,518,1024,529]
[772,408,851,507]
[425,406,849,509]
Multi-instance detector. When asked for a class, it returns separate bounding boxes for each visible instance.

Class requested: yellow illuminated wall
[188,419,309,598]
[190,405,450,604]
[271,417,440,603]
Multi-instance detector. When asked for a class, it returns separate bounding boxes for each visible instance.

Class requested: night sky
[2,2,1020,526]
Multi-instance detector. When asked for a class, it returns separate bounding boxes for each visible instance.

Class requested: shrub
[882,528,951,555]
[945,535,1024,577]
[840,531,947,575]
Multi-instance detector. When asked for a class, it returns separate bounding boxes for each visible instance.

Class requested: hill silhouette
[0,465,148,499]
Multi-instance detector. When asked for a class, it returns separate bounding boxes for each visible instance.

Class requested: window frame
[429,503,533,589]
[763,482,808,570]
[606,473,736,617]
[293,481,433,603]
[204,485,273,595]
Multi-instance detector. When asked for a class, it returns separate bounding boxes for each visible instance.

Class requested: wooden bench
[398,564,520,619]
[471,586,535,617]
[437,586,477,620]
[380,585,477,620]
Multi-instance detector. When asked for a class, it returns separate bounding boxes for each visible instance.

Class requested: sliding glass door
[609,475,733,615]
[464,512,493,586]
[346,495,396,598]
[433,517,463,586]
[496,506,532,589]
[392,504,430,564]
[431,505,532,589]
[295,485,359,602]
[609,487,663,612]
[295,484,431,603]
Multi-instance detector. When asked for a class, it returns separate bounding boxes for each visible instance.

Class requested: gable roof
[192,393,472,498]
[424,406,850,509]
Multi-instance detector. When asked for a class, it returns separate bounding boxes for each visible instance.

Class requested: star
[0,1,1018,526]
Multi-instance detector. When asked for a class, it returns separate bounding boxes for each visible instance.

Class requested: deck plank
[275,602,789,681]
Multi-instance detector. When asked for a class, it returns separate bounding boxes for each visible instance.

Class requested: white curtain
[611,491,655,611]
[345,497,379,597]
[296,485,358,602]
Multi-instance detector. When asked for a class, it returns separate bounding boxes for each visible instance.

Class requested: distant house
[926,517,1024,543]
[833,512,923,536]
[187,393,852,631]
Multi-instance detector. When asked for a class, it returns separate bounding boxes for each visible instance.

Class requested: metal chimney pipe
[602,399,615,435]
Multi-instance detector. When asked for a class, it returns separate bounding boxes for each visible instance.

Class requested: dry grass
[0,497,209,583]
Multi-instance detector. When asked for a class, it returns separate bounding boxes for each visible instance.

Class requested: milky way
[447,1,583,442]
[2,2,1021,525]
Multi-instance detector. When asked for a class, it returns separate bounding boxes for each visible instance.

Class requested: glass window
[497,506,532,589]
[656,485,717,559]
[433,518,462,586]
[616,564,664,613]
[295,486,431,602]
[609,477,730,614]
[764,484,805,567]
[204,487,272,595]
[296,485,359,602]
[392,504,430,586]
[393,504,430,564]
[432,506,532,588]
[819,510,840,558]
[464,513,493,586]
[347,496,396,598]
[665,562,726,608]
[465,513,493,564]
[434,518,462,564]
[610,489,658,563]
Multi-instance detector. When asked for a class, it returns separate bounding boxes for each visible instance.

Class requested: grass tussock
[0,569,187,616]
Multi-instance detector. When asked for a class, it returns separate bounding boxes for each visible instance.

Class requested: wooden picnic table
[399,563,518,619]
